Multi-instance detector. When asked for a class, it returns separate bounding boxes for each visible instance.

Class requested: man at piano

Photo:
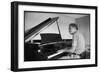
[57,23,86,59]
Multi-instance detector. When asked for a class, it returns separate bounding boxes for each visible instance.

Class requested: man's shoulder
[74,31,84,39]
[75,31,83,36]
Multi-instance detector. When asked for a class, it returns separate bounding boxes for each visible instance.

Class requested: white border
[18,5,96,68]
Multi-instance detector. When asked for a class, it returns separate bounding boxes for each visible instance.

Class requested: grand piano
[24,17,72,61]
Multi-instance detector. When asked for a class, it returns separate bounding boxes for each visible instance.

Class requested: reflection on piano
[24,17,72,61]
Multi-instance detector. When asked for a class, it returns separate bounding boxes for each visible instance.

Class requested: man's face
[69,26,76,34]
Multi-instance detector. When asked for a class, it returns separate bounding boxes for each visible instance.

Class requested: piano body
[24,17,72,61]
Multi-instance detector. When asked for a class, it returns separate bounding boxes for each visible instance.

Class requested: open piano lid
[25,17,59,42]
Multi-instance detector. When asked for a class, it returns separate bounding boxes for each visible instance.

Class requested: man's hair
[69,23,78,30]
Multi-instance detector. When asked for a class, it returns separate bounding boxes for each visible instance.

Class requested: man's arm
[67,36,77,53]
[57,35,77,53]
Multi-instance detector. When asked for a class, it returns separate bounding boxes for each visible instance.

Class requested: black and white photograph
[11,1,97,71]
[24,11,90,61]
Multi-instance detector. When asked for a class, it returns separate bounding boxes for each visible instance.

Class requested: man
[58,23,86,59]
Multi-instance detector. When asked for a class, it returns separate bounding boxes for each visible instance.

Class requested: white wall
[0,0,99,73]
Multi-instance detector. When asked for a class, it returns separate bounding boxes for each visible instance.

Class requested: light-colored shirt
[72,31,85,54]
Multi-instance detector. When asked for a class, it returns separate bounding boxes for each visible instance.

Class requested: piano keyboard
[48,51,64,59]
